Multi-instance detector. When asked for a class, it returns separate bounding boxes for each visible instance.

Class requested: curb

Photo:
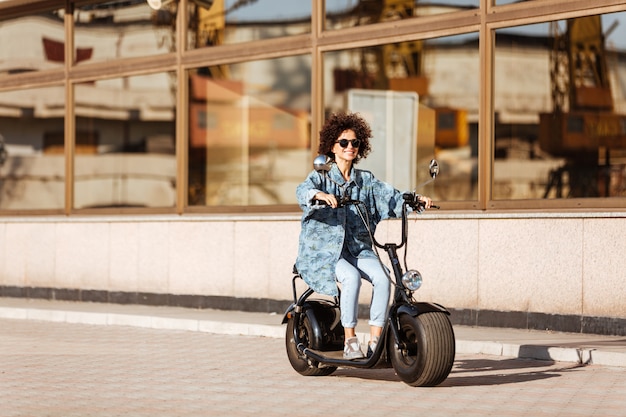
[1,306,624,368]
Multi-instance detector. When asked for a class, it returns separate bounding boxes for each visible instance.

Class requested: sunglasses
[336,139,361,148]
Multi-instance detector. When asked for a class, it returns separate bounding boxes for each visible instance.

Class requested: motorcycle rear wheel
[285,315,337,376]
[388,311,455,387]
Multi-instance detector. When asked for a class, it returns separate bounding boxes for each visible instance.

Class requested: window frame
[0,0,624,215]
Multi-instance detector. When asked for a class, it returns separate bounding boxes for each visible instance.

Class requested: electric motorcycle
[282,157,455,387]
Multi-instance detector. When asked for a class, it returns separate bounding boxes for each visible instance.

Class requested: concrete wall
[0,213,624,333]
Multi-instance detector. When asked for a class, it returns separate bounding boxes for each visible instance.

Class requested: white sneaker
[367,336,379,358]
[343,336,365,359]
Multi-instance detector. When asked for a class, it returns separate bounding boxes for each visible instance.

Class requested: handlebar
[313,192,439,211]
[312,192,439,256]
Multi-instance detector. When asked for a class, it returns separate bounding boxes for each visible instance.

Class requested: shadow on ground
[331,355,586,387]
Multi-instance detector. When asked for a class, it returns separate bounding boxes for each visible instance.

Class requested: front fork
[386,311,404,351]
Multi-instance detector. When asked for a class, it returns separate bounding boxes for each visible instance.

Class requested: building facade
[0,0,625,335]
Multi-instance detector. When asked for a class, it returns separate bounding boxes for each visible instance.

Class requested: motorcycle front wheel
[285,315,337,377]
[388,311,455,387]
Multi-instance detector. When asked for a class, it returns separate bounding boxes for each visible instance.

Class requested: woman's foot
[367,335,379,358]
[343,336,365,359]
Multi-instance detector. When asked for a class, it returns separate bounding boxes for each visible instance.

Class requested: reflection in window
[0,9,66,75]
[325,0,478,30]
[187,0,311,49]
[324,35,479,201]
[187,55,311,206]
[74,0,177,65]
[494,12,626,199]
[73,72,177,209]
[0,86,65,210]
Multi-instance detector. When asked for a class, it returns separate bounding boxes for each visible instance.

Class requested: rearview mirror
[313,155,332,173]
[429,159,439,179]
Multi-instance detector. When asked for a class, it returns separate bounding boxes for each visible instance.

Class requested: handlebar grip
[312,196,360,209]
[408,199,440,211]
[403,192,440,210]
[311,196,347,208]
[311,199,327,208]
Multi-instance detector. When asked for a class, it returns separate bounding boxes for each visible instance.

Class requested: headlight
[402,270,423,291]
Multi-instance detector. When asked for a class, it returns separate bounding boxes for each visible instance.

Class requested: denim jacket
[295,163,408,296]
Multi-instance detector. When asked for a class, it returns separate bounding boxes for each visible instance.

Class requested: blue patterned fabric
[295,163,407,296]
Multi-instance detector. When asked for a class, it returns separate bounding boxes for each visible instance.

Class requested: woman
[295,111,432,359]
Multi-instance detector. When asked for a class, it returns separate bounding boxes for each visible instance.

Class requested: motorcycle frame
[283,199,450,369]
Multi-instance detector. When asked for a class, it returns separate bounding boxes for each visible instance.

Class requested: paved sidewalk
[0,297,625,368]
[3,318,625,417]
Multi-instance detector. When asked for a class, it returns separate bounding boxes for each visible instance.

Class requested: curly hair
[318,112,372,164]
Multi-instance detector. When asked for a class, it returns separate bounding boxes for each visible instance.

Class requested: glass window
[187,0,311,49]
[0,9,66,75]
[325,0,479,30]
[74,0,177,65]
[323,34,480,201]
[187,55,312,206]
[493,12,626,200]
[73,72,177,209]
[0,86,65,211]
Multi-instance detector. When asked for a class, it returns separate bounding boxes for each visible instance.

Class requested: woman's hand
[416,194,433,209]
[314,192,338,208]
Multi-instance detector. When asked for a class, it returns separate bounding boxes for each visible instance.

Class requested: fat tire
[285,315,337,377]
[388,311,455,387]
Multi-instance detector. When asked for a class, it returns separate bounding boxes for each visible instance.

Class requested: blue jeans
[335,251,390,329]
